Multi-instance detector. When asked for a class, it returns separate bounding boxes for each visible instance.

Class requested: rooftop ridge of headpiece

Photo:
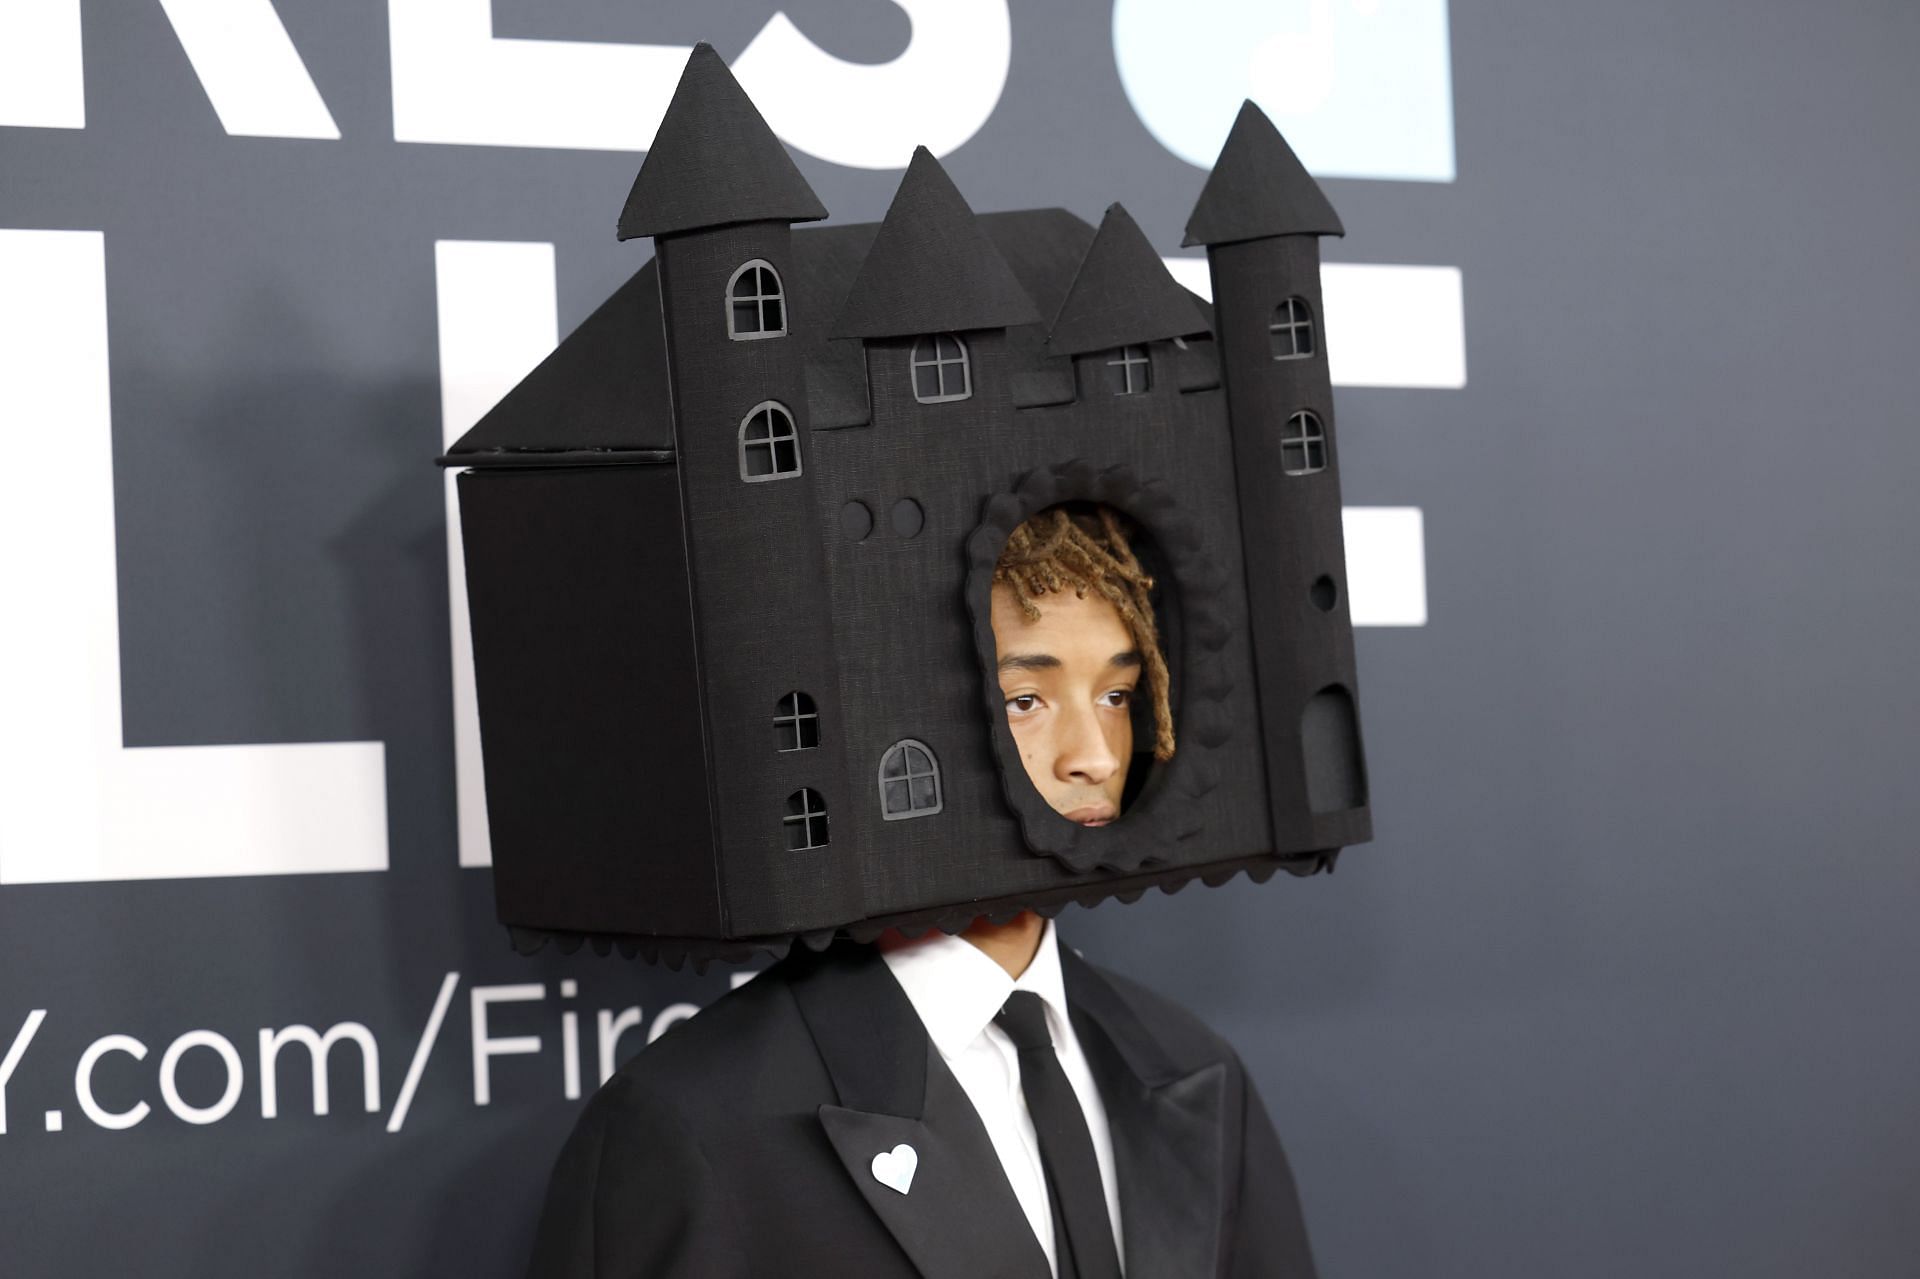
[1047,202,1210,355]
[831,146,1042,339]
[617,42,829,241]
[1183,100,1344,247]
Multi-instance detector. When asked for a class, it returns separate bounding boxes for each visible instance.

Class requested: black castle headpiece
[440,45,1370,966]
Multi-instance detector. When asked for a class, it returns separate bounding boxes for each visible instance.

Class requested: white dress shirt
[879,919,1125,1276]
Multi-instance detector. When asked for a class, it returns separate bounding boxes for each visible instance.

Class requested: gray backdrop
[3,1,1916,1275]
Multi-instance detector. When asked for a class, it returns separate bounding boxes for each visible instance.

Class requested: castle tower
[620,44,855,938]
[832,147,1039,337]
[1049,203,1209,356]
[1186,102,1370,855]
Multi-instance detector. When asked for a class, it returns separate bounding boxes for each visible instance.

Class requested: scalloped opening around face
[965,461,1236,876]
[984,501,1183,833]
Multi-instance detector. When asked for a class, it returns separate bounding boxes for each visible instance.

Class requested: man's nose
[1055,704,1119,785]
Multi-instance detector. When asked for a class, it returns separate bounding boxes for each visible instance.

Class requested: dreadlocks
[992,504,1176,762]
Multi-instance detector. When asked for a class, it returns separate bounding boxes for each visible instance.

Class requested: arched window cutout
[1270,297,1314,360]
[739,401,801,482]
[774,692,819,752]
[1104,345,1151,395]
[784,788,829,850]
[910,334,971,403]
[878,739,942,821]
[727,260,786,340]
[1301,685,1366,813]
[1280,410,1327,476]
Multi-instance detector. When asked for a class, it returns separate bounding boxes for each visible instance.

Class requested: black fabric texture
[1182,101,1345,247]
[617,43,827,241]
[1170,335,1223,394]
[1007,335,1078,408]
[1206,235,1372,856]
[521,940,1319,1278]
[1046,203,1209,356]
[831,147,1042,338]
[444,208,1215,460]
[654,225,859,939]
[457,466,720,938]
[997,992,1122,1279]
[449,51,1368,954]
[500,853,1336,969]
[807,336,873,429]
[1048,1173,1077,1279]
[446,449,673,470]
[447,262,675,456]
[1302,686,1368,813]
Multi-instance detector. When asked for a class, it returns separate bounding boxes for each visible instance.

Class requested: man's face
[989,583,1140,827]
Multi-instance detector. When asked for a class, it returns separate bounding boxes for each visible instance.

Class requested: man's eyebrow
[997,652,1061,671]
[1110,650,1142,669]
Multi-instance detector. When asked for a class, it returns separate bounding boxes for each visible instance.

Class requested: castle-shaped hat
[442,45,1370,965]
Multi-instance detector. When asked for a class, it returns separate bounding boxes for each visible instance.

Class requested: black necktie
[996,991,1122,1279]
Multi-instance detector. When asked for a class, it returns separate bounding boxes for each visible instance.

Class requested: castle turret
[1049,202,1207,355]
[626,43,854,939]
[1049,201,1209,396]
[832,147,1039,341]
[829,145,1039,432]
[1186,101,1369,856]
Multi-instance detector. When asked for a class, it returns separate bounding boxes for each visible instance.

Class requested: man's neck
[961,910,1046,979]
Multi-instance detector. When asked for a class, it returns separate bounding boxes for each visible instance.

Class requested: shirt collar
[879,916,1072,1062]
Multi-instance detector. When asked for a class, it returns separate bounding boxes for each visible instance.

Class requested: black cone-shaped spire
[832,147,1040,338]
[617,43,827,241]
[1183,101,1343,247]
[1047,203,1209,355]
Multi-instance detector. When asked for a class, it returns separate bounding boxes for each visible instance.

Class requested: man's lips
[1062,804,1117,826]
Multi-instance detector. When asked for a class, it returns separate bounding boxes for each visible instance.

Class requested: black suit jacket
[526,942,1317,1278]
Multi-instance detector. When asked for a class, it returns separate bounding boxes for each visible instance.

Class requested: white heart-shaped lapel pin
[870,1142,918,1195]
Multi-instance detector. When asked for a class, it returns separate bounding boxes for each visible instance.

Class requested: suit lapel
[1062,948,1229,1279]
[791,944,1050,1279]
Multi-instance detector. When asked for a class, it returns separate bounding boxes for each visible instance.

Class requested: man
[524,506,1319,1279]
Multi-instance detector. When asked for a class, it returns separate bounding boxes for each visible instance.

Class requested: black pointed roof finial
[1047,203,1209,355]
[1182,101,1343,247]
[832,147,1041,339]
[617,43,828,241]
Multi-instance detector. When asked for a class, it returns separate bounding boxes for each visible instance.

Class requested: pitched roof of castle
[830,148,1042,338]
[1047,203,1210,355]
[443,262,677,458]
[446,208,1216,459]
[1183,100,1344,246]
[617,43,828,241]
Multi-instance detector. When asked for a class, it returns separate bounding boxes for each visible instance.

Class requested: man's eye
[1006,695,1039,714]
[1102,688,1133,708]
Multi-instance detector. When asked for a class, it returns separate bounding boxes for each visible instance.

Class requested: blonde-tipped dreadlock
[992,504,1176,761]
